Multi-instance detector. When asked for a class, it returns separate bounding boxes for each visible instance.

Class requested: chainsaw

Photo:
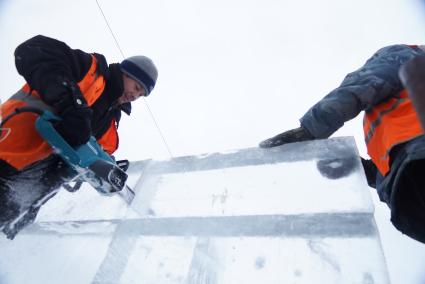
[1,107,135,204]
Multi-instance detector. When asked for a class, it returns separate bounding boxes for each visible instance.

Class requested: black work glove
[41,78,92,147]
[55,105,93,147]
[259,126,315,148]
[361,157,377,189]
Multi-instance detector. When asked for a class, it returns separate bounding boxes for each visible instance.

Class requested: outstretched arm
[260,45,419,148]
[300,45,414,139]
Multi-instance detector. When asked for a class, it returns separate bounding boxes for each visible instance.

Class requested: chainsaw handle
[0,106,58,128]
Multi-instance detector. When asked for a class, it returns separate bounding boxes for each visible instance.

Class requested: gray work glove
[259,126,315,148]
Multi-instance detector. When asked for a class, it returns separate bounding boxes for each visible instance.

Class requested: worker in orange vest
[260,44,425,244]
[0,35,158,239]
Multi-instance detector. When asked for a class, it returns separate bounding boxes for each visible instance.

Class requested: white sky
[1,0,425,283]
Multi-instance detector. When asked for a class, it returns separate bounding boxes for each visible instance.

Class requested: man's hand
[259,126,315,148]
[55,105,92,147]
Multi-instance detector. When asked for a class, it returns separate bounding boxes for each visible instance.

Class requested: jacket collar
[107,63,131,115]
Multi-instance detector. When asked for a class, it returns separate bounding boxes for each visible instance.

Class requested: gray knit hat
[120,56,158,96]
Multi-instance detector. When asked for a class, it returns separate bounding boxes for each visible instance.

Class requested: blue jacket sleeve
[300,45,424,139]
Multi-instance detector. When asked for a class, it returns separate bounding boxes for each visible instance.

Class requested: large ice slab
[0,137,389,283]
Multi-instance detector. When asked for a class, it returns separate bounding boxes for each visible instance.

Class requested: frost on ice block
[0,137,390,284]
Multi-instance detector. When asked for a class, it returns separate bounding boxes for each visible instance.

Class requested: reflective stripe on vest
[363,90,424,175]
[0,88,54,169]
[0,54,110,170]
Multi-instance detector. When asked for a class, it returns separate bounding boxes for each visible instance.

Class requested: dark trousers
[0,155,72,239]
[376,136,425,244]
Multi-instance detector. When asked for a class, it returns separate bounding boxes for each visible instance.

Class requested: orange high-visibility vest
[0,55,118,170]
[363,89,424,176]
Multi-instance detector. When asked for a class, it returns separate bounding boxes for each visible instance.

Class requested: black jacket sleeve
[14,35,93,111]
